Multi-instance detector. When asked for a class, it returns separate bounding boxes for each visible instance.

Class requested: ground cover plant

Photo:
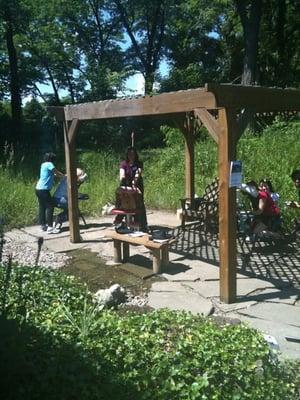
[0,258,299,400]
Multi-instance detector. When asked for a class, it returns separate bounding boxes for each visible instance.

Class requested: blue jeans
[53,197,68,226]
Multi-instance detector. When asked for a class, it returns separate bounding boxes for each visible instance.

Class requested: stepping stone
[148,290,214,316]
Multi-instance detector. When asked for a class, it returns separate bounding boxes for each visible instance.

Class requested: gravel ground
[0,235,148,308]
[1,236,70,269]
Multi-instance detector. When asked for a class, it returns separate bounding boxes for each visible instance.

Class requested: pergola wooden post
[48,84,300,303]
[218,108,238,302]
[177,114,195,201]
[63,118,80,243]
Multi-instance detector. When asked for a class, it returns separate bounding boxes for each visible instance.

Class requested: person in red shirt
[256,179,281,231]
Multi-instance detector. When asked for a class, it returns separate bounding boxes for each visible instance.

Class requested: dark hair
[43,152,56,163]
[125,146,139,163]
[291,170,300,182]
[259,178,274,193]
[246,180,259,190]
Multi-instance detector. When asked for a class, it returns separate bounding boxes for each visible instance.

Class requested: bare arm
[291,201,300,209]
[253,198,266,215]
[119,167,125,181]
[54,168,65,178]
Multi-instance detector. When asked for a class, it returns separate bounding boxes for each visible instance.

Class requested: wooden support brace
[177,114,195,202]
[68,118,79,145]
[194,108,220,143]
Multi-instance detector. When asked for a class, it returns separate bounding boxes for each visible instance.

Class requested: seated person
[52,168,88,233]
[257,179,281,231]
[113,146,147,231]
[240,179,281,234]
[264,179,280,204]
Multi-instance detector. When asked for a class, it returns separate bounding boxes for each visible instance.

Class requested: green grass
[0,118,299,229]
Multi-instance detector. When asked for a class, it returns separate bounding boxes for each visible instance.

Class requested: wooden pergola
[48,83,300,303]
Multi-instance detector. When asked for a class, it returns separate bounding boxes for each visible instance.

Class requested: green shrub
[0,264,299,400]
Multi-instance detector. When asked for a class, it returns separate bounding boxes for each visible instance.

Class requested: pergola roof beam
[63,88,217,121]
[206,83,300,111]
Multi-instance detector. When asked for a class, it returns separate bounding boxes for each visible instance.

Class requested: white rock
[94,284,126,307]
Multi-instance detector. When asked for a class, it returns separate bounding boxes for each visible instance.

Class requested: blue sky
[25,59,170,103]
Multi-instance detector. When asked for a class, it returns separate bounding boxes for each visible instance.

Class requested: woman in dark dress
[114,147,148,231]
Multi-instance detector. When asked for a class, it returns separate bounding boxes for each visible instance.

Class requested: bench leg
[113,240,122,263]
[152,248,162,274]
[161,246,169,267]
[122,242,130,262]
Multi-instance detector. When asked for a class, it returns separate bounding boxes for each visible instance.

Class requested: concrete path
[5,209,300,359]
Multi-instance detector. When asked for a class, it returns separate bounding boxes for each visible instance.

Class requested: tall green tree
[234,0,263,85]
[55,0,126,100]
[0,0,28,138]
[114,0,169,94]
[160,0,225,91]
[258,0,300,87]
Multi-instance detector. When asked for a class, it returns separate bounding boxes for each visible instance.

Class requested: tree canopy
[0,0,299,144]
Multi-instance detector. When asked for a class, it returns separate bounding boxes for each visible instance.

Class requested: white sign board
[229,160,242,187]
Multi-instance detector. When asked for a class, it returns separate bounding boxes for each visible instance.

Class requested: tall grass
[0,119,299,229]
[145,119,300,213]
[77,150,119,216]
[0,171,37,228]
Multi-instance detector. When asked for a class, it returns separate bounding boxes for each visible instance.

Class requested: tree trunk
[236,0,262,85]
[65,69,76,103]
[46,65,61,105]
[144,69,155,95]
[276,0,286,84]
[235,0,262,134]
[5,20,22,141]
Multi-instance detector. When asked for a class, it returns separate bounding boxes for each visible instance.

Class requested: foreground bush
[0,264,299,399]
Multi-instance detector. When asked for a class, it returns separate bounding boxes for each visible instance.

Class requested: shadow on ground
[169,222,300,289]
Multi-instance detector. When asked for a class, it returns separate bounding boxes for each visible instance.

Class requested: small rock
[94,284,126,307]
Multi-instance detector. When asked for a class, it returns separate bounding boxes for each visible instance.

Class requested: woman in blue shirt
[35,152,64,232]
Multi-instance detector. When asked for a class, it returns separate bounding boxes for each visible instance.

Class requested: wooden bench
[106,231,176,274]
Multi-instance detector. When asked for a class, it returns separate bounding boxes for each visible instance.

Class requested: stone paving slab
[80,230,107,241]
[43,238,89,252]
[245,287,299,305]
[184,281,220,298]
[148,290,214,316]
[162,259,252,282]
[119,263,154,279]
[237,302,300,327]
[147,211,179,228]
[6,229,37,244]
[162,263,204,282]
[151,281,189,293]
[213,299,258,313]
[235,277,277,296]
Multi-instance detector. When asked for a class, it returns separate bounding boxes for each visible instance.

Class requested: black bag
[115,225,134,234]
